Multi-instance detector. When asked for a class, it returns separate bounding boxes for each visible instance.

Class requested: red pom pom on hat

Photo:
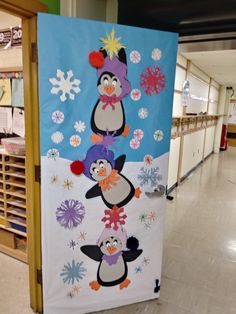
[89,51,104,68]
[70,160,85,175]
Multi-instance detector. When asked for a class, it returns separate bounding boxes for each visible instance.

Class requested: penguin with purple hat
[80,226,142,290]
[89,47,131,144]
[70,145,141,209]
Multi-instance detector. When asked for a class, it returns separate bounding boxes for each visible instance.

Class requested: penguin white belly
[99,256,125,282]
[94,101,123,132]
[103,175,131,204]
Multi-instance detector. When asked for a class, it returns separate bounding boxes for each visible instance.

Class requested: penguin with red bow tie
[89,48,131,143]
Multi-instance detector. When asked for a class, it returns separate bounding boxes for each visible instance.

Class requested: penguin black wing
[122,249,143,262]
[115,155,126,172]
[80,245,103,261]
[85,184,101,199]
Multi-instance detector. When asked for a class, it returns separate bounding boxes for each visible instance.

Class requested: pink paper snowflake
[144,154,154,166]
[140,66,165,95]
[130,89,141,101]
[70,135,81,147]
[52,110,64,124]
[130,50,141,64]
[138,107,148,119]
[101,206,127,231]
[133,129,144,140]
[130,138,140,149]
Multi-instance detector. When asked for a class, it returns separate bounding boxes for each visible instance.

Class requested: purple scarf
[99,94,122,111]
[102,252,122,265]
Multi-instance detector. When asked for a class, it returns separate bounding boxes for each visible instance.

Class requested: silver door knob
[145,185,165,197]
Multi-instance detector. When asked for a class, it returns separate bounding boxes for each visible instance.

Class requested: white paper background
[42,152,169,314]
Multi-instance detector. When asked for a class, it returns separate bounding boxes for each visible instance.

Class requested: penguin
[70,145,141,209]
[80,228,142,290]
[89,48,131,143]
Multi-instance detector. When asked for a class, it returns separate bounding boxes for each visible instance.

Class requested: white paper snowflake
[130,50,141,63]
[153,130,164,142]
[130,138,140,149]
[130,89,141,101]
[152,48,162,61]
[70,135,81,147]
[52,111,64,124]
[49,69,81,102]
[133,129,144,140]
[47,148,59,160]
[138,107,148,119]
[144,154,154,166]
[74,120,86,133]
[51,131,64,144]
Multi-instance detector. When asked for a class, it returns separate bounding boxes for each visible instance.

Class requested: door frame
[0,1,47,313]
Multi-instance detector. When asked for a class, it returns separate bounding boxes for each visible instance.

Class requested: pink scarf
[99,94,122,110]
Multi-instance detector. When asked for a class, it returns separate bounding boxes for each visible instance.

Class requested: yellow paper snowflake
[63,179,74,190]
[51,175,58,184]
[72,285,81,294]
[100,28,125,59]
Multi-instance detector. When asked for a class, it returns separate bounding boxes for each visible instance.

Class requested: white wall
[168,54,221,189]
[0,48,22,69]
[167,137,181,188]
[60,0,118,22]
[0,12,22,69]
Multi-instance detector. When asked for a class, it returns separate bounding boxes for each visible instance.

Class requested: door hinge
[35,165,41,183]
[37,269,42,285]
[31,42,38,63]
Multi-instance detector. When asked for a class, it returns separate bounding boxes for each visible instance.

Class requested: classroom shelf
[0,150,27,262]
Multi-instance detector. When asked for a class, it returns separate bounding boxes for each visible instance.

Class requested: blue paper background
[38,13,178,162]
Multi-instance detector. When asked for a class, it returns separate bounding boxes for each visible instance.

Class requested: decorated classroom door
[38,13,178,314]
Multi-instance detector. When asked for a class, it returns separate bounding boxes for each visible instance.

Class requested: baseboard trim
[167,150,215,193]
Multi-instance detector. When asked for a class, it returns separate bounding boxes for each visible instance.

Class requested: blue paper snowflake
[139,213,147,223]
[137,167,162,187]
[60,260,87,285]
[56,199,85,229]
[135,265,142,274]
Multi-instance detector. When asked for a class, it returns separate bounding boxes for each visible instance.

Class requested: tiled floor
[0,147,236,314]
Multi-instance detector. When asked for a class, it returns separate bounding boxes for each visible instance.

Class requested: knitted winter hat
[97,226,128,249]
[70,145,115,180]
[97,55,131,99]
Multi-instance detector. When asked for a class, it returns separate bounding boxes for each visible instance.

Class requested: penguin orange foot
[91,133,103,144]
[89,280,101,291]
[135,187,142,198]
[122,124,130,137]
[119,278,131,290]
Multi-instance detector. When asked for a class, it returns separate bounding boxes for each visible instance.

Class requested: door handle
[145,184,165,197]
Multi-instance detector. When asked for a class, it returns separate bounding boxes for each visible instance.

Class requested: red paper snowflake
[140,66,165,95]
[101,206,127,230]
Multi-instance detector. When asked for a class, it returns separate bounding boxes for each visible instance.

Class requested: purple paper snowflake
[68,239,78,250]
[56,199,85,229]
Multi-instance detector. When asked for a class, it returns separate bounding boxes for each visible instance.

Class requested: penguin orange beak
[105,85,115,95]
[107,245,117,255]
[98,168,106,177]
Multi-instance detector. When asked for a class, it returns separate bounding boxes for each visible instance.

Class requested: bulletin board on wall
[0,24,24,140]
[0,71,25,139]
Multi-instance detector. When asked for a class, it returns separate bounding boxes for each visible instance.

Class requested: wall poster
[38,13,178,314]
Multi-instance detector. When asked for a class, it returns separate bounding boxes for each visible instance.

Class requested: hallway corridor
[0,148,236,314]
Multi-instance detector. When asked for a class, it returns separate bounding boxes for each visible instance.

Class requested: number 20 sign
[11,26,22,47]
